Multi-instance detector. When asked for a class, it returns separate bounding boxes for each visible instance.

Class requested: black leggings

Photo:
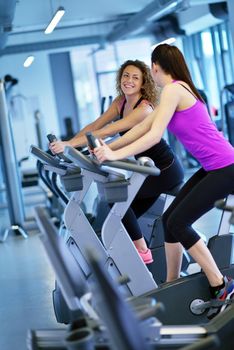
[122,156,184,241]
[162,164,234,250]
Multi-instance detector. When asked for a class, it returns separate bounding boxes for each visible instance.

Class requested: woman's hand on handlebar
[87,145,95,156]
[49,140,70,154]
[94,139,117,162]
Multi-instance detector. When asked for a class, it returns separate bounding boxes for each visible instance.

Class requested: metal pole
[0,80,28,242]
[227,0,234,56]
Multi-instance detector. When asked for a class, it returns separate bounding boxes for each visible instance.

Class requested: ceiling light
[146,1,179,22]
[23,56,35,68]
[44,6,65,34]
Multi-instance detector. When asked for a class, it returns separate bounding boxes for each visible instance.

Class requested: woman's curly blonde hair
[116,59,159,107]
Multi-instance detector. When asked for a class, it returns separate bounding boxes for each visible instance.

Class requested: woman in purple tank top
[94,44,234,320]
[50,59,184,265]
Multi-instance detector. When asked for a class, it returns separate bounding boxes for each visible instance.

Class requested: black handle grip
[85,132,99,150]
[47,133,57,143]
[47,134,71,163]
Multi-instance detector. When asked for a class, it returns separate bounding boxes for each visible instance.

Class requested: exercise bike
[62,134,234,326]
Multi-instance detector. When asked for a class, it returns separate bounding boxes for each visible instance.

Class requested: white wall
[0,51,60,169]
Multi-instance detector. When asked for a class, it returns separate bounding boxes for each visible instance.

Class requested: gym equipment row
[29,141,234,328]
[27,203,234,350]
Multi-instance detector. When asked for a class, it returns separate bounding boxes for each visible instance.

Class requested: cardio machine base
[0,224,28,242]
[143,265,234,326]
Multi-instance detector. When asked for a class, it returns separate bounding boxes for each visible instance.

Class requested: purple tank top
[167,82,234,171]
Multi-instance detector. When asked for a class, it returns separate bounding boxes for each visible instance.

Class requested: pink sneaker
[137,248,153,264]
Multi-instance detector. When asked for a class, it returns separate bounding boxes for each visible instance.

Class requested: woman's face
[120,65,143,96]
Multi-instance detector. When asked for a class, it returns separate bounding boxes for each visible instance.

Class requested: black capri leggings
[122,156,184,241]
[162,164,234,250]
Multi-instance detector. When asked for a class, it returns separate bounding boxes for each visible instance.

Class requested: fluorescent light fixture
[146,1,178,22]
[44,6,65,34]
[151,37,176,50]
[23,55,35,68]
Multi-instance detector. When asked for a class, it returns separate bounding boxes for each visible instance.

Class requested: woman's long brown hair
[151,44,204,102]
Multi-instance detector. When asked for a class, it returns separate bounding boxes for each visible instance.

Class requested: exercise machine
[47,132,192,284]
[27,206,234,350]
[0,79,36,241]
[220,83,234,145]
[88,249,234,350]
[31,142,234,326]
[30,144,160,323]
[63,141,234,326]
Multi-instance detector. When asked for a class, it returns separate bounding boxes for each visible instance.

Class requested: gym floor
[0,170,224,350]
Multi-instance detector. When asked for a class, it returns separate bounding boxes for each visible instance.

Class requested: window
[70,46,100,129]
[201,30,220,115]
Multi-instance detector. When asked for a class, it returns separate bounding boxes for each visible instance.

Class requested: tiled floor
[0,170,230,350]
[0,185,60,350]
[0,232,60,350]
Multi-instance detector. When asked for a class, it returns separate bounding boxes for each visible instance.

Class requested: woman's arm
[70,99,121,144]
[50,98,154,154]
[50,98,120,153]
[94,85,180,162]
[109,112,156,150]
[89,102,153,142]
